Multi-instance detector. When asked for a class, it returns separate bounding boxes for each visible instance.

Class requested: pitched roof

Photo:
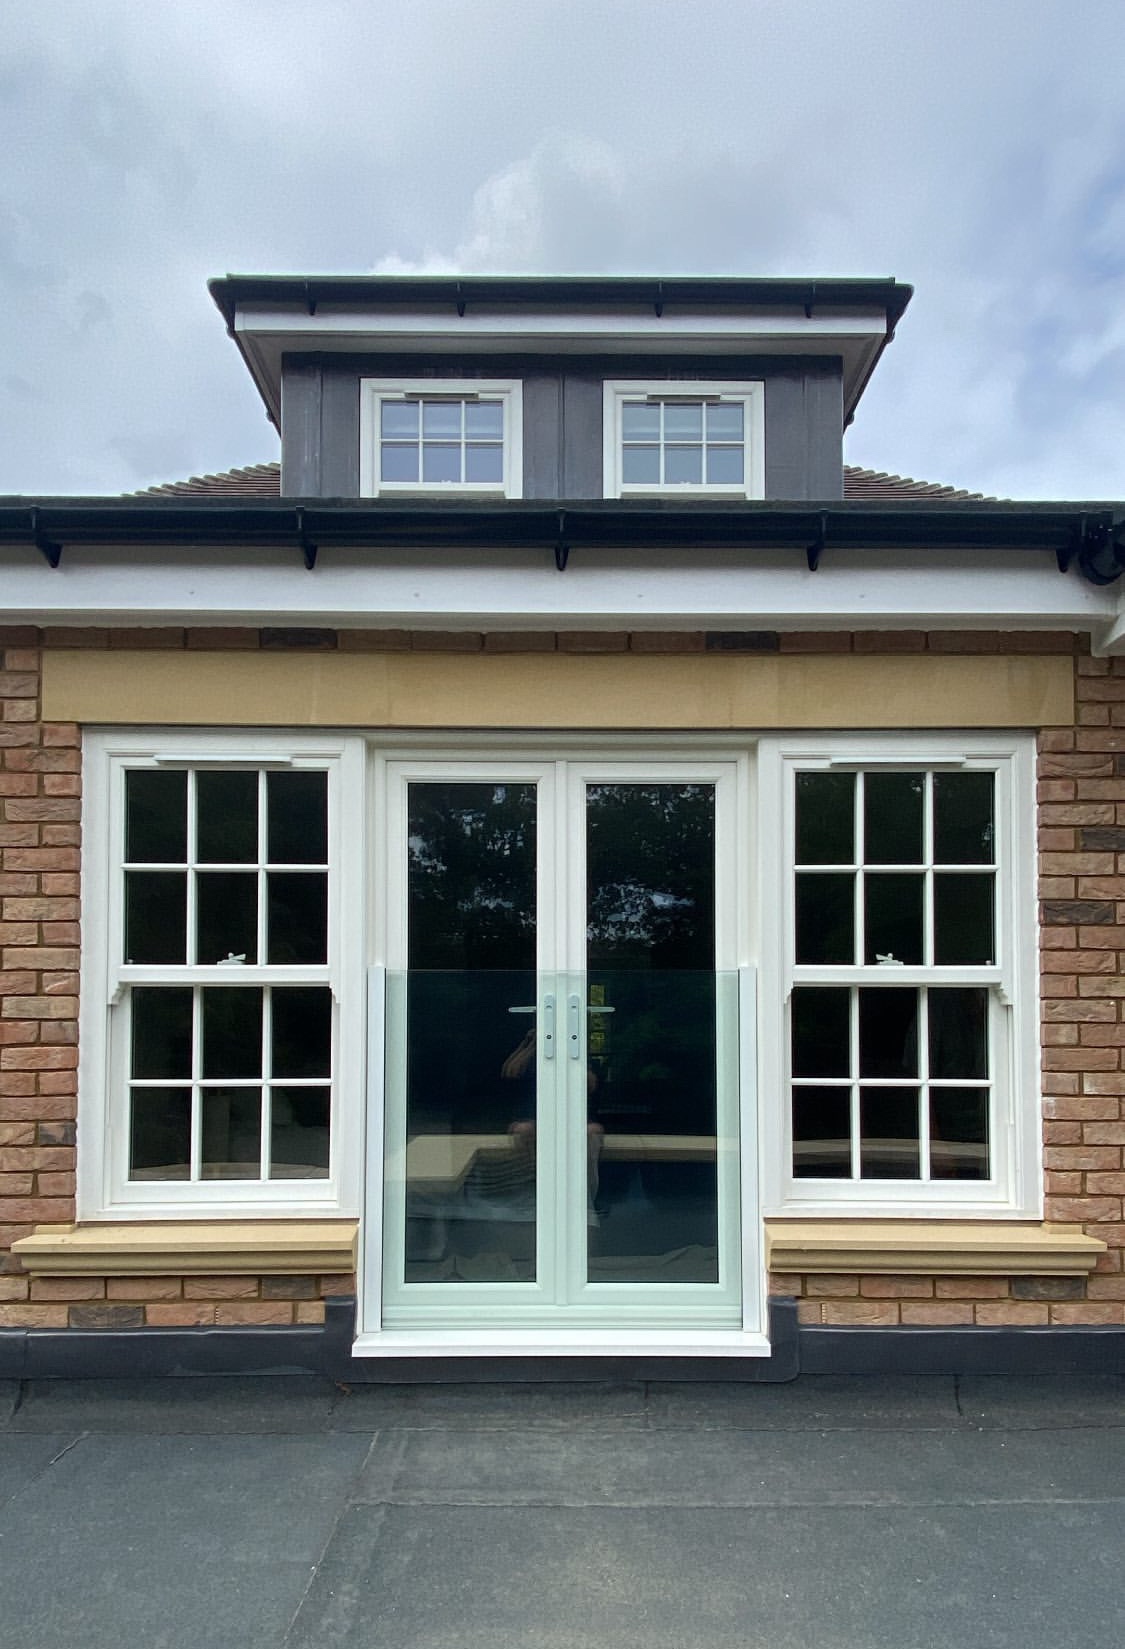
[136,462,990,502]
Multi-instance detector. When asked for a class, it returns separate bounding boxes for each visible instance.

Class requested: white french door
[369,754,751,1336]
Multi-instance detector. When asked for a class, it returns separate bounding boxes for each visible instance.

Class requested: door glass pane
[585,784,718,1284]
[404,783,538,1284]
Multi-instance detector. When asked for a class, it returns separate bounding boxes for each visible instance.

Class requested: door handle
[543,994,556,1060]
[568,993,582,1059]
[587,1004,615,1015]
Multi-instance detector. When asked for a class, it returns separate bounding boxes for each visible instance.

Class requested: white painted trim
[358,378,523,499]
[78,729,366,1221]
[757,731,1040,1220]
[603,379,765,500]
[351,1329,773,1358]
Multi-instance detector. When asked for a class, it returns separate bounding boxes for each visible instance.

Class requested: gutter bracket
[303,280,317,318]
[654,281,664,320]
[806,512,827,572]
[554,510,570,572]
[1076,513,1125,586]
[31,508,62,569]
[296,508,318,571]
[456,280,466,319]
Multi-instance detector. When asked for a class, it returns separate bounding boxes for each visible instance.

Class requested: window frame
[359,378,523,498]
[756,732,1041,1219]
[78,729,366,1220]
[602,379,765,500]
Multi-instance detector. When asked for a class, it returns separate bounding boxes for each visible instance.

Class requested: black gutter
[1,498,1123,583]
[208,274,914,331]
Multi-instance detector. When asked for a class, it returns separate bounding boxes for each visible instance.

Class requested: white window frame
[78,729,367,1220]
[756,731,1041,1219]
[359,378,523,498]
[602,379,765,500]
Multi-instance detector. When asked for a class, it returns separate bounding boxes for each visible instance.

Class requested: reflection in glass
[930,1088,989,1179]
[197,771,257,863]
[423,443,461,483]
[465,401,503,439]
[586,784,718,1285]
[381,444,417,482]
[793,1086,851,1177]
[126,770,186,863]
[706,446,744,484]
[665,445,703,483]
[622,445,660,483]
[201,1087,261,1178]
[796,873,854,964]
[865,772,923,864]
[196,872,257,964]
[864,873,923,964]
[272,987,332,1077]
[859,989,918,1078]
[664,404,703,439]
[404,783,538,1283]
[270,1087,330,1178]
[860,1087,920,1177]
[422,401,461,438]
[129,1088,191,1179]
[465,445,503,482]
[622,402,660,439]
[791,987,849,1077]
[382,402,418,438]
[935,773,994,864]
[929,989,988,1078]
[934,874,994,964]
[131,987,192,1079]
[796,771,855,864]
[125,871,186,964]
[707,402,743,440]
[202,987,262,1078]
[268,772,327,865]
[267,872,328,964]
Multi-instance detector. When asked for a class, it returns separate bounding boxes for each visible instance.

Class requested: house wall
[1,623,1123,1333]
[278,354,845,500]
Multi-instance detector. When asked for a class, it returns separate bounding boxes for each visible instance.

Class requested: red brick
[106,1277,184,1302]
[29,1277,104,1301]
[144,1303,216,1326]
[182,1276,259,1300]
[1043,1146,1121,1171]
[858,1277,934,1298]
[974,1302,1049,1326]
[821,1301,900,1325]
[0,1303,68,1327]
[214,1302,294,1325]
[1044,1196,1121,1222]
[804,1275,861,1297]
[934,1277,1011,1299]
[899,1303,975,1325]
[1049,1302,1125,1324]
[0,1047,77,1070]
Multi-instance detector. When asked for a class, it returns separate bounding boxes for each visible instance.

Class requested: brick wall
[1,625,1122,1331]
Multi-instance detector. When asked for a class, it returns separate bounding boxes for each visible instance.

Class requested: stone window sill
[765,1219,1106,1276]
[11,1221,358,1277]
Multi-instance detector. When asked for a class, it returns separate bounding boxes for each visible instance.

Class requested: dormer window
[359,379,523,497]
[603,380,764,499]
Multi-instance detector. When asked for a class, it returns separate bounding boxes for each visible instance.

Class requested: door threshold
[351,1328,772,1358]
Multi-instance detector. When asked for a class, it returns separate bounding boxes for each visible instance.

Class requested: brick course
[0,627,1121,1328]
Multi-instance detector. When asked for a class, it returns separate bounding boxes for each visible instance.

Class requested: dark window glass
[202,988,262,1079]
[934,773,994,864]
[131,987,192,1079]
[408,783,537,970]
[196,872,257,964]
[929,989,988,1079]
[268,772,328,865]
[864,873,924,964]
[125,770,186,863]
[791,987,850,1078]
[793,1087,852,1177]
[201,1087,261,1178]
[930,1088,990,1179]
[129,1088,191,1180]
[270,1087,330,1178]
[796,873,854,964]
[859,989,918,1078]
[860,1088,920,1178]
[197,771,257,863]
[125,871,186,964]
[796,772,854,864]
[934,874,994,964]
[267,872,328,964]
[864,772,924,864]
[586,784,714,970]
[272,987,332,1078]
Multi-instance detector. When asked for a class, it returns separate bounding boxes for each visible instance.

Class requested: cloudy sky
[2,0,1124,500]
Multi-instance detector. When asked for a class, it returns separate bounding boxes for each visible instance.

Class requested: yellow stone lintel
[766,1219,1106,1276]
[11,1220,358,1278]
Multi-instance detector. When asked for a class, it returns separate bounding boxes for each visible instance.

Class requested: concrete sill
[11,1220,358,1277]
[765,1219,1106,1276]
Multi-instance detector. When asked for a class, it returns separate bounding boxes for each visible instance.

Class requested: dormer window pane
[622,402,659,440]
[422,442,461,483]
[707,402,744,440]
[706,446,744,485]
[422,401,462,438]
[381,402,418,439]
[664,403,703,440]
[465,444,503,483]
[622,445,660,484]
[380,444,418,482]
[665,444,703,484]
[465,400,503,439]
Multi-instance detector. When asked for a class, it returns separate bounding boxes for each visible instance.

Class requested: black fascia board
[1,497,1122,580]
[208,274,914,331]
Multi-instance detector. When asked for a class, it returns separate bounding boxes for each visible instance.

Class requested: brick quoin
[0,629,1122,1325]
